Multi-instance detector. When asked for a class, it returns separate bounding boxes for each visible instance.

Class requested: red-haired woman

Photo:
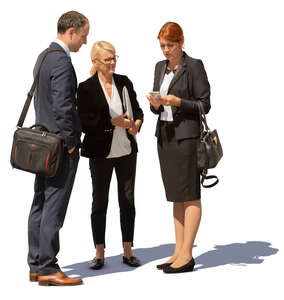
[147,22,211,273]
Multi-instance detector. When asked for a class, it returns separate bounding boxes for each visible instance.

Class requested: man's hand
[68,146,75,154]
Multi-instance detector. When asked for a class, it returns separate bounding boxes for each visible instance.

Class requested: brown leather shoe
[38,271,83,286]
[29,273,38,282]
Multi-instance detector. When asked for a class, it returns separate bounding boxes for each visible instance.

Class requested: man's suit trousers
[27,147,80,275]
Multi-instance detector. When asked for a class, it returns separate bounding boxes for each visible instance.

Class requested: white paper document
[122,86,133,119]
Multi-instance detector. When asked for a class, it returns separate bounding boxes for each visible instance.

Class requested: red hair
[158,22,184,44]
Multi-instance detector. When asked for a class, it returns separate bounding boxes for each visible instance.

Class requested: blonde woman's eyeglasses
[98,55,119,64]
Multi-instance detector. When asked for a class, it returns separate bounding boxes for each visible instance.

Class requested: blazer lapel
[71,65,77,88]
[168,54,187,92]
[157,61,167,90]
[90,73,110,110]
[168,53,187,115]
[113,74,126,113]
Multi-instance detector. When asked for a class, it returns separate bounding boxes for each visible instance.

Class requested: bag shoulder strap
[16,48,65,128]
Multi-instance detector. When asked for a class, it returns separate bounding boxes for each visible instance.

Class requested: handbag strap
[16,48,65,128]
[197,102,210,134]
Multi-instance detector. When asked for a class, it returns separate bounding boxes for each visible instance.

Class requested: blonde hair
[90,41,116,76]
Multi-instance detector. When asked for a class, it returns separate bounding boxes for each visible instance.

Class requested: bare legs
[95,242,133,260]
[165,202,184,264]
[166,200,202,268]
[123,242,133,258]
[95,244,104,260]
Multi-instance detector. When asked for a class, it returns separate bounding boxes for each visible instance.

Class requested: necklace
[102,81,112,91]
[98,74,112,89]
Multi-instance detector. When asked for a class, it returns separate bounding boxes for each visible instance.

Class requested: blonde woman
[77,41,144,269]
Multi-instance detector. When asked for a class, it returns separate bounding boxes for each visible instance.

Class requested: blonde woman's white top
[98,76,131,158]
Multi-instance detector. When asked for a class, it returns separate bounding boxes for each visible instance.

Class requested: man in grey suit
[27,11,89,286]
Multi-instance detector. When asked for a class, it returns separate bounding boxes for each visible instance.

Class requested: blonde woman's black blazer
[77,73,144,158]
[151,51,211,139]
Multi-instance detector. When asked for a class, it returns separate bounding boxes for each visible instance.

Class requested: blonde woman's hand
[111,112,132,128]
[128,119,142,136]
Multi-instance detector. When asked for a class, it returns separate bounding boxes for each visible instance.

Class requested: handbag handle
[201,173,219,188]
[29,123,51,132]
[16,48,65,128]
[200,152,220,188]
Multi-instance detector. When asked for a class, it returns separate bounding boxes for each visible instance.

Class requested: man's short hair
[57,11,88,34]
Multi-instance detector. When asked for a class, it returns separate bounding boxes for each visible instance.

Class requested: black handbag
[10,49,66,178]
[197,103,223,188]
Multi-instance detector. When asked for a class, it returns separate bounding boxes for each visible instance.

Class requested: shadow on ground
[63,241,278,278]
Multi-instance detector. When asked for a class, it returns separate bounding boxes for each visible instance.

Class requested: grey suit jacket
[33,42,82,150]
[151,51,211,139]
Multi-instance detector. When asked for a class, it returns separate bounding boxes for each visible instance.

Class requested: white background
[0,0,283,298]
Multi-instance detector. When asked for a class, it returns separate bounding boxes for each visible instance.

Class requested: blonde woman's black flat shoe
[89,257,104,270]
[123,256,141,267]
[163,258,195,274]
